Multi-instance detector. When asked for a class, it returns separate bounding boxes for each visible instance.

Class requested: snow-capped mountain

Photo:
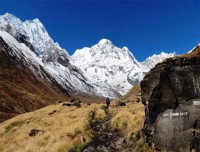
[0,28,96,95]
[0,13,175,98]
[0,13,97,97]
[71,39,147,95]
[127,52,175,87]
[72,39,176,96]
[141,52,176,70]
[0,13,70,67]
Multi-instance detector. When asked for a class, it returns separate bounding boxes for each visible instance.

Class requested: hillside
[120,84,141,103]
[0,39,70,123]
[0,12,183,151]
[0,95,146,152]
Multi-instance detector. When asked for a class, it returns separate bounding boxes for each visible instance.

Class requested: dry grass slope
[0,103,101,152]
[0,99,146,152]
[110,101,144,140]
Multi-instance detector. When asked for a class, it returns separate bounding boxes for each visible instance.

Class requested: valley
[0,11,198,152]
[0,95,145,152]
[0,13,174,123]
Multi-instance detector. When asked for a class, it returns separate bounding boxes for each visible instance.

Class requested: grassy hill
[0,99,145,152]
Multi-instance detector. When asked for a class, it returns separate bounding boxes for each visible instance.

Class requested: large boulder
[141,46,200,151]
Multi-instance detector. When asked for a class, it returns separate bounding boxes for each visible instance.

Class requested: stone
[129,130,141,141]
[83,147,94,152]
[108,133,113,137]
[141,46,200,151]
[58,101,63,104]
[48,110,57,115]
[62,103,71,106]
[72,101,81,107]
[115,138,127,149]
[116,101,126,106]
[135,98,140,103]
[29,129,44,137]
[96,145,109,152]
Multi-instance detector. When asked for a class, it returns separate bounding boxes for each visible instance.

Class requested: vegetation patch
[5,120,24,133]
[0,99,146,151]
[68,144,85,152]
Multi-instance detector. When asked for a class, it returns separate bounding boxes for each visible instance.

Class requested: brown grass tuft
[110,101,145,140]
[0,104,102,152]
[0,97,145,151]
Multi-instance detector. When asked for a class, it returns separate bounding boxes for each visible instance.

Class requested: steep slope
[0,35,70,123]
[120,84,141,103]
[0,27,107,122]
[0,13,70,65]
[0,13,175,98]
[0,13,99,97]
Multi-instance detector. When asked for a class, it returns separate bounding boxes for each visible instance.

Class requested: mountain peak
[98,39,113,46]
[33,18,41,23]
[2,13,16,19]
[25,18,42,24]
[0,13,22,25]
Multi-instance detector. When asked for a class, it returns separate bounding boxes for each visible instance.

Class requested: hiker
[106,97,110,109]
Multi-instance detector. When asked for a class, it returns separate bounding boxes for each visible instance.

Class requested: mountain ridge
[72,39,174,95]
[0,35,70,123]
[0,13,175,98]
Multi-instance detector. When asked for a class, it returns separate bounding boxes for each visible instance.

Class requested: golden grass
[0,103,105,152]
[0,99,145,152]
[95,106,106,121]
[179,45,200,58]
[110,101,145,140]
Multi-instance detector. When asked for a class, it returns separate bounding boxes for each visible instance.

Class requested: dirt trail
[83,107,133,152]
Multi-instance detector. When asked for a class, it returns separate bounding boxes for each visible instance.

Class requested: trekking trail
[83,107,134,152]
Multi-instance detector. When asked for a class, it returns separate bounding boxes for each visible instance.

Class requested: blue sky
[0,0,200,61]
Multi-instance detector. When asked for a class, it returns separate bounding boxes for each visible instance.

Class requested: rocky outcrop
[141,46,200,151]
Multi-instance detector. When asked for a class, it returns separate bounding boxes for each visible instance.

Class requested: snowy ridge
[141,52,176,70]
[72,39,145,95]
[0,13,123,97]
[0,13,70,67]
[188,44,200,53]
[72,39,175,96]
[71,39,139,96]
[0,13,176,98]
[0,29,96,96]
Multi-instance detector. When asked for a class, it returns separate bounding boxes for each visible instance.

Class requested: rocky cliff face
[141,45,200,151]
